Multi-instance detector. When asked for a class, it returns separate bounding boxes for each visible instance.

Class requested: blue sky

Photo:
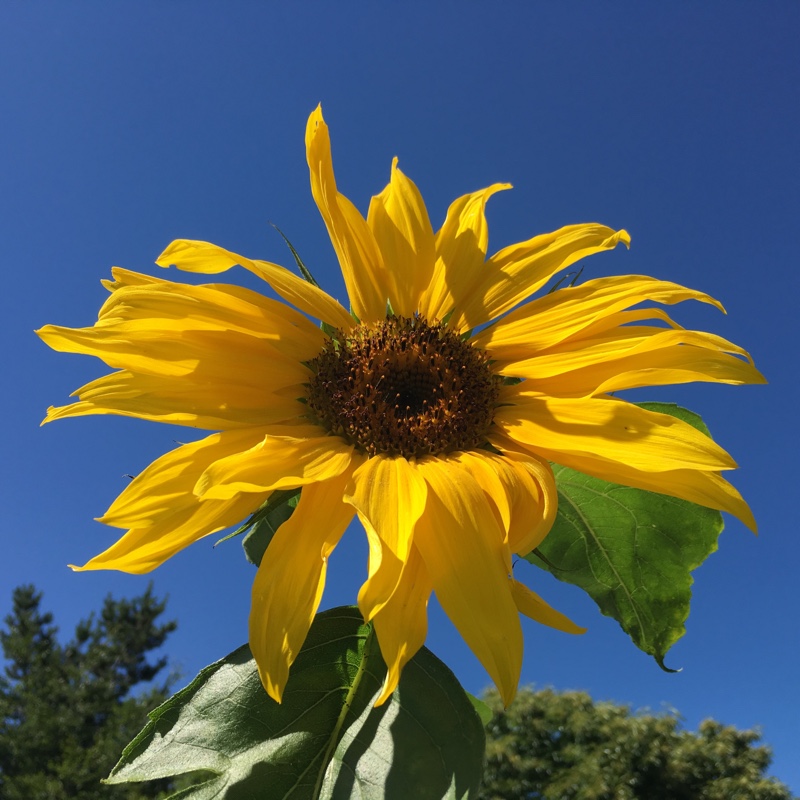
[3,1,798,791]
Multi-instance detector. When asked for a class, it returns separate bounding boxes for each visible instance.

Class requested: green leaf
[107,607,485,800]
[240,489,301,567]
[466,693,493,727]
[526,402,724,670]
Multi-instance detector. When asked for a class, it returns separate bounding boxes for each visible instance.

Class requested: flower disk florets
[306,316,501,459]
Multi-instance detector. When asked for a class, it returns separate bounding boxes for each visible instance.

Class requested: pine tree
[0,584,177,799]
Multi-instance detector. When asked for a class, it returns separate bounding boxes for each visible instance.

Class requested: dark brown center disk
[306,316,501,459]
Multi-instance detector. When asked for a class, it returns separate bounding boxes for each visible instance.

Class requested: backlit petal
[306,106,390,321]
[499,328,766,397]
[454,225,630,330]
[36,322,311,383]
[455,450,556,556]
[344,455,427,621]
[372,546,432,705]
[73,429,268,573]
[418,184,511,326]
[43,370,305,431]
[414,457,522,706]
[510,580,586,634]
[96,269,325,362]
[195,425,355,499]
[492,431,757,532]
[473,275,724,359]
[156,239,354,330]
[250,469,356,702]
[495,396,736,473]
[367,158,435,317]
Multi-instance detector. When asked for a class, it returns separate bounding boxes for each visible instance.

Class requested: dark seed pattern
[306,316,501,459]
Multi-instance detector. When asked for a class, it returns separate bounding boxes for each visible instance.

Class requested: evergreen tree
[480,687,795,800]
[0,584,177,799]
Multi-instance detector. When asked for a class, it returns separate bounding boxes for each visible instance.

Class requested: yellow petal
[495,396,737,474]
[344,456,427,621]
[473,274,724,359]
[98,428,265,527]
[156,239,354,330]
[36,322,311,383]
[500,328,765,397]
[414,457,522,706]
[372,546,432,705]
[454,225,630,330]
[43,370,305,431]
[195,425,355,499]
[249,469,356,702]
[96,271,326,362]
[366,158,435,317]
[492,431,757,533]
[454,449,556,556]
[306,106,390,321]
[510,580,586,634]
[418,184,511,326]
[73,429,269,573]
[72,494,260,575]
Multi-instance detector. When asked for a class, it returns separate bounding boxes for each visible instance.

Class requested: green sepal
[241,488,301,567]
[270,222,320,287]
[526,402,725,670]
[106,607,485,800]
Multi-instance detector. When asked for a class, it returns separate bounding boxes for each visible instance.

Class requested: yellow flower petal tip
[39,107,762,704]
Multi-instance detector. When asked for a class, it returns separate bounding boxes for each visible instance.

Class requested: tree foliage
[479,687,795,800]
[0,584,177,799]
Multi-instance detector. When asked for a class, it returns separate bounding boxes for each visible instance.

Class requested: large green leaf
[107,607,485,799]
[526,402,725,669]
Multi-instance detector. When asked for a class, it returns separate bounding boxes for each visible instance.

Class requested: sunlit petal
[306,106,391,321]
[367,158,435,317]
[345,456,427,620]
[156,239,354,330]
[454,224,630,330]
[372,546,432,705]
[415,458,522,706]
[418,183,511,325]
[250,469,356,702]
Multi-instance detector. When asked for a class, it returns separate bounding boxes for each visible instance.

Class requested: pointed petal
[344,456,427,621]
[195,425,355,499]
[418,184,511,326]
[454,449,556,556]
[495,396,737,474]
[36,321,312,383]
[372,546,432,705]
[73,429,268,573]
[367,158,435,317]
[306,106,390,321]
[473,275,724,359]
[43,370,306,431]
[156,239,354,330]
[454,225,630,330]
[510,580,586,634]
[414,457,522,706]
[249,469,356,702]
[492,431,757,533]
[96,268,326,360]
[500,328,765,397]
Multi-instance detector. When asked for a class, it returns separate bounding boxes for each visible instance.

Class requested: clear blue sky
[3,1,798,790]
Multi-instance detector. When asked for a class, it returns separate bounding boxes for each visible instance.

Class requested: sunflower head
[36,104,764,710]
[306,315,501,459]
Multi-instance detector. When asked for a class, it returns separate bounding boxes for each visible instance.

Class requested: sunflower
[37,106,764,707]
